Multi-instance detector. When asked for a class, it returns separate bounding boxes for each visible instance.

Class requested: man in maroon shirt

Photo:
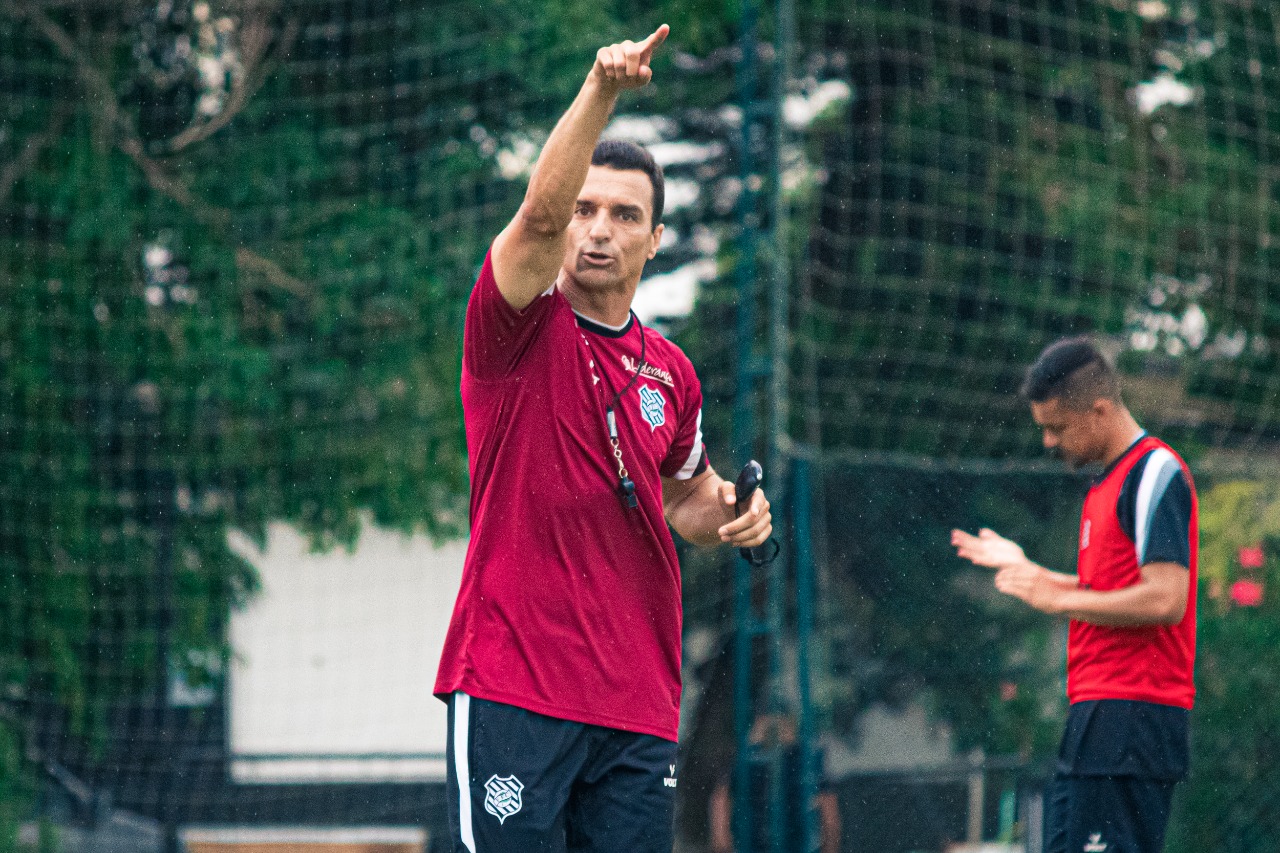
[951,336,1197,853]
[435,26,773,853]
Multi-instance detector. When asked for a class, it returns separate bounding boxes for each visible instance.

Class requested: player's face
[564,165,663,294]
[1030,397,1106,470]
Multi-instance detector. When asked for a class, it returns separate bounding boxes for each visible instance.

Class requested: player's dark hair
[592,139,664,228]
[1021,335,1122,409]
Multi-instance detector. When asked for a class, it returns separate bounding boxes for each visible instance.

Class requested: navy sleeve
[1116,449,1193,569]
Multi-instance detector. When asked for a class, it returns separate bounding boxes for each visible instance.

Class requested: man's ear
[648,223,664,259]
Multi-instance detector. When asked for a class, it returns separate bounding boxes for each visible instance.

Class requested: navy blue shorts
[1043,700,1189,853]
[445,692,678,853]
[1043,773,1176,853]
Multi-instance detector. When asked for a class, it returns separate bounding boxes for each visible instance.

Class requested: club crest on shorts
[639,385,667,432]
[483,774,524,824]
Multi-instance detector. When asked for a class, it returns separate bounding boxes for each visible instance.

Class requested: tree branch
[234,247,310,299]
[10,0,312,301]
[167,12,299,153]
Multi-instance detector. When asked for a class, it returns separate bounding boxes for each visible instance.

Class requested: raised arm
[491,25,669,310]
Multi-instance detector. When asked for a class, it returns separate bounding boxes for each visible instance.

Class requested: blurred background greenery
[2,1,1279,851]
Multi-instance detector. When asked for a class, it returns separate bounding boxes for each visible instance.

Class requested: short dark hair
[1020,335,1122,409]
[591,139,664,228]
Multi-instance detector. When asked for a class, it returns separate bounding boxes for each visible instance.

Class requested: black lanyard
[581,311,647,509]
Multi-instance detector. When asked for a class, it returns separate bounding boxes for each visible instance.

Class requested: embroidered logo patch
[639,385,667,432]
[484,774,524,824]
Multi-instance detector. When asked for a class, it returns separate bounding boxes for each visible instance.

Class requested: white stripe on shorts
[453,692,476,852]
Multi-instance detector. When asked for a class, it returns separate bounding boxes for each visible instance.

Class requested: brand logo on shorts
[484,774,524,824]
[639,385,666,432]
[1083,832,1108,852]
[664,763,678,788]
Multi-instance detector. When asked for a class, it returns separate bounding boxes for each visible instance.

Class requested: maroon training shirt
[434,250,708,741]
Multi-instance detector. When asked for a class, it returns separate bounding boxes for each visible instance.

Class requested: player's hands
[717,481,772,548]
[592,25,669,90]
[952,527,1064,614]
[950,527,1027,570]
[991,562,1059,612]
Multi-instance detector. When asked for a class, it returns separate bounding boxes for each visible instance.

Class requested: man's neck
[559,275,636,328]
[1101,412,1146,467]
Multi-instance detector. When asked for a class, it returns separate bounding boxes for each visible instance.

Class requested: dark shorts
[1043,773,1176,853]
[1044,699,1189,853]
[445,692,678,853]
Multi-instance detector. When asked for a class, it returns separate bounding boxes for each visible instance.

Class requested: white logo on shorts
[1083,832,1108,852]
[484,774,524,824]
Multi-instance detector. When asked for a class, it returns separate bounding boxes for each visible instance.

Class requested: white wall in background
[226,522,466,784]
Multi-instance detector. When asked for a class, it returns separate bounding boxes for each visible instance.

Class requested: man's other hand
[716,481,772,548]
[950,527,1028,570]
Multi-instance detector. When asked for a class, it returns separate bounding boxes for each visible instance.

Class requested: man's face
[563,165,663,294]
[1029,396,1106,470]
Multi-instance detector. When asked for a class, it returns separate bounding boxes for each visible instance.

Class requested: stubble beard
[1050,446,1094,472]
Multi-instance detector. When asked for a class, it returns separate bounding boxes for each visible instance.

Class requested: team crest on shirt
[639,385,667,432]
[484,774,524,824]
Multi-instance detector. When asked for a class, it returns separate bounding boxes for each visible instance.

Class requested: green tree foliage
[0,0,680,843]
[1168,480,1280,852]
[761,0,1280,780]
[2,0,1278,846]
[796,0,1280,460]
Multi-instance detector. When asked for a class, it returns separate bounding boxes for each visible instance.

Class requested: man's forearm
[1050,563,1189,626]
[666,473,732,547]
[519,74,619,234]
[1033,565,1080,592]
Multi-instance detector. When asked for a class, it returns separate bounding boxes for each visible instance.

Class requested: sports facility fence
[3,1,1280,852]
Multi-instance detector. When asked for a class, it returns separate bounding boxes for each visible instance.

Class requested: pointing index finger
[641,24,670,54]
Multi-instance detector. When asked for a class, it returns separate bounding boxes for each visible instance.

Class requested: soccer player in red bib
[951,336,1196,853]
[434,26,773,853]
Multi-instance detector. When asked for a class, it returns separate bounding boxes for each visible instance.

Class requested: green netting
[790,0,1280,467]
[2,1,1280,851]
[0,0,681,842]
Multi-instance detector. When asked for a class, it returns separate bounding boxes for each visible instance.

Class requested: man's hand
[662,467,771,548]
[951,526,1077,615]
[950,527,1028,569]
[716,481,772,548]
[592,25,669,89]
[991,563,1061,612]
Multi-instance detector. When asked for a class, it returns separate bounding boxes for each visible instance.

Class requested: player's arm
[1046,561,1188,626]
[708,780,734,853]
[818,789,842,853]
[490,25,669,311]
[663,466,771,549]
[950,528,1188,626]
